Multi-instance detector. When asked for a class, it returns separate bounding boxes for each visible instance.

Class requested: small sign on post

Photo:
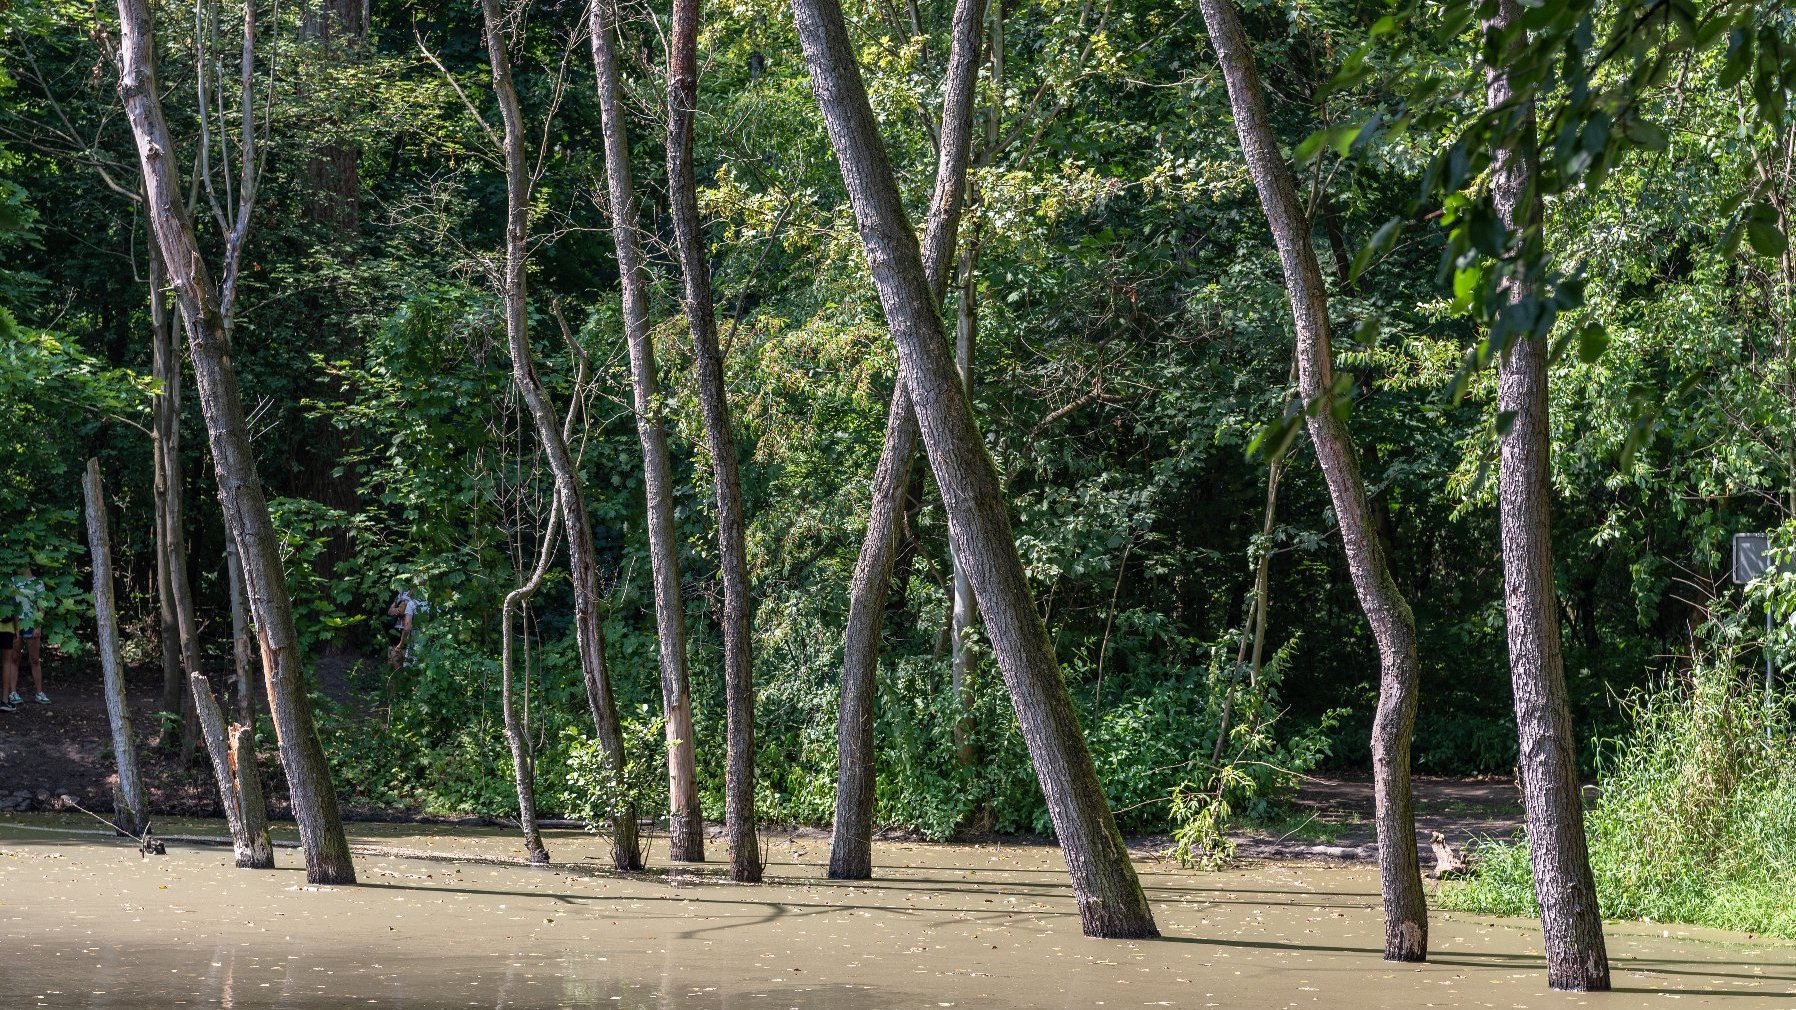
[1733,532,1779,584]
[1732,531,1784,735]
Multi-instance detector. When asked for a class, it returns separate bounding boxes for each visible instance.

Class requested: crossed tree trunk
[789,0,1158,938]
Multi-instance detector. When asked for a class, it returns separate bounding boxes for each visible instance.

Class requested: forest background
[1,0,1792,885]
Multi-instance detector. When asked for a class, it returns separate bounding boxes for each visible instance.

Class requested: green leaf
[1747,218,1787,257]
[1576,322,1609,364]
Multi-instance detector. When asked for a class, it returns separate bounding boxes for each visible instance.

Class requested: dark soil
[0,660,245,819]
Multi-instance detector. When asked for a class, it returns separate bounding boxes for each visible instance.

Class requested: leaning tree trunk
[480,0,640,871]
[666,0,759,883]
[115,0,356,885]
[1196,0,1427,961]
[1485,0,1610,990]
[828,0,985,881]
[789,0,1158,938]
[590,0,703,863]
[83,459,148,837]
[191,672,276,868]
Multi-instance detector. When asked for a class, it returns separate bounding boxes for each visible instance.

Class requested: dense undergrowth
[1438,628,1796,938]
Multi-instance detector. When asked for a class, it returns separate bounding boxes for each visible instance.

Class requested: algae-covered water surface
[1,815,1790,1008]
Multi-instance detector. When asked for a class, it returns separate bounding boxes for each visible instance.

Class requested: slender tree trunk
[590,0,703,863]
[1195,0,1426,961]
[790,0,1157,938]
[1485,0,1610,990]
[115,0,356,885]
[828,0,985,880]
[191,672,275,868]
[226,538,258,723]
[502,495,561,865]
[666,0,759,882]
[479,0,641,871]
[948,235,979,767]
[150,238,201,753]
[83,459,147,837]
[1213,447,1284,763]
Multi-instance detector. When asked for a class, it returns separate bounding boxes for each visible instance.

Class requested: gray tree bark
[590,0,704,863]
[478,0,641,871]
[191,672,275,868]
[790,0,1157,938]
[83,459,147,837]
[828,0,985,881]
[230,722,275,868]
[226,538,258,724]
[1484,0,1610,991]
[149,237,202,759]
[115,0,357,885]
[1195,0,1427,961]
[666,0,759,882]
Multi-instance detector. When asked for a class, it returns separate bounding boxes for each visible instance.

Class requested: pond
[1,814,1790,1008]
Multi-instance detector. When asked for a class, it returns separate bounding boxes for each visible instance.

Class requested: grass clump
[1439,641,1796,938]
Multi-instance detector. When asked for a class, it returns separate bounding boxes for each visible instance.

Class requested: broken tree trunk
[83,459,148,837]
[116,0,357,884]
[191,672,275,869]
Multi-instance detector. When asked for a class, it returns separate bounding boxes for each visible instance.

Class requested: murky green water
[1,814,1790,1008]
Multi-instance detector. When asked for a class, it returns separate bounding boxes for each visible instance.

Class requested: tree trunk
[83,459,148,837]
[828,0,985,881]
[150,237,201,755]
[666,0,759,883]
[501,494,560,866]
[191,672,275,868]
[1195,0,1427,961]
[1485,0,1610,990]
[479,0,640,871]
[590,0,703,863]
[790,0,1157,938]
[115,0,356,885]
[230,723,275,868]
[226,538,258,724]
[948,235,979,767]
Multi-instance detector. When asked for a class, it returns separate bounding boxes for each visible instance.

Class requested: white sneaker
[4,693,20,706]
[33,692,49,705]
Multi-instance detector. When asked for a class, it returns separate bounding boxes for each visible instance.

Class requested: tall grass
[1438,654,1796,937]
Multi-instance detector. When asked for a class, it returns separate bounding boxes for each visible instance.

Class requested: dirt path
[1232,774,1531,863]
[0,663,229,816]
[0,817,1788,1009]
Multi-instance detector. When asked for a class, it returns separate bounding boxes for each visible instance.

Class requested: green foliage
[1440,620,1796,937]
[558,710,670,831]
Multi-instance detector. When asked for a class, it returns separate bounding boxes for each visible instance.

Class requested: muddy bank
[1,815,1790,1009]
